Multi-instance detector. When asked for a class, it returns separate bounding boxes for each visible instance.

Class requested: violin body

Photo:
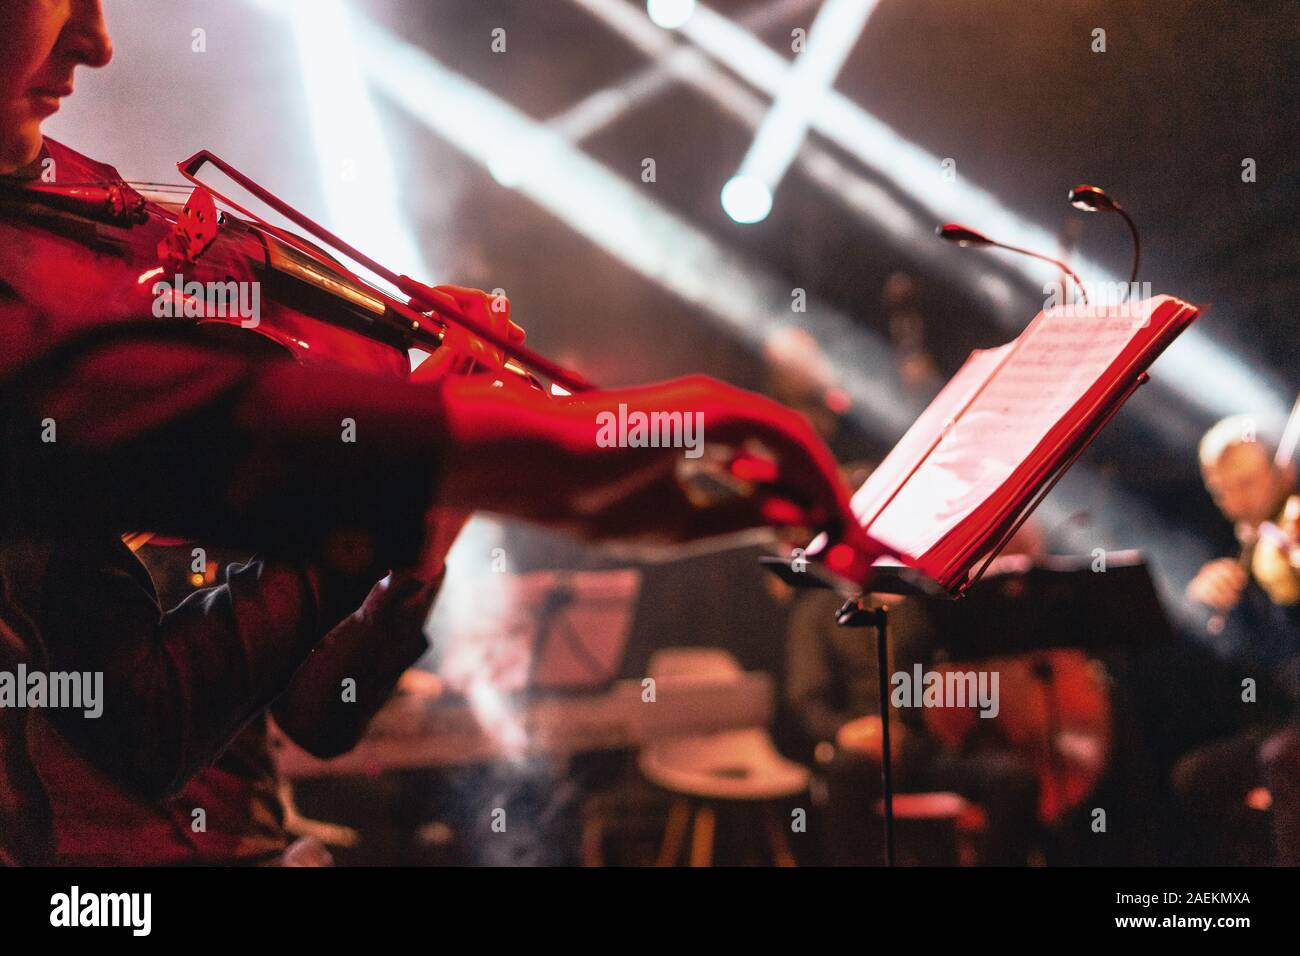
[0,160,413,381]
[1251,493,1300,606]
[0,139,454,554]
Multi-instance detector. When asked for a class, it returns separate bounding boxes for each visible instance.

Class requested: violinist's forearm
[272,571,439,758]
[0,324,450,565]
[270,608,426,759]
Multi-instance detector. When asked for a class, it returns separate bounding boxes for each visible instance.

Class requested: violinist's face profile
[1203,441,1295,527]
[0,0,113,175]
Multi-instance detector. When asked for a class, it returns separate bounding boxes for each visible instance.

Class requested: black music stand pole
[837,599,895,867]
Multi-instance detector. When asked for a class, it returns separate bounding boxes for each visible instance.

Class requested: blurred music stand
[764,548,951,866]
[528,569,643,694]
[432,568,642,697]
[917,550,1172,662]
[834,598,899,865]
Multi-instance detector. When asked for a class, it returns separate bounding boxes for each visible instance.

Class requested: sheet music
[853,299,1180,582]
[851,343,1010,531]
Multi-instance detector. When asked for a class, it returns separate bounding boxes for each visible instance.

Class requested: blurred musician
[1187,415,1300,653]
[1177,415,1300,864]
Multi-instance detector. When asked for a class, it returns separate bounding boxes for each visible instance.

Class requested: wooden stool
[641,728,810,866]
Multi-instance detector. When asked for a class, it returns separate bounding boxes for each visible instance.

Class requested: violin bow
[1275,390,1300,469]
[176,150,594,394]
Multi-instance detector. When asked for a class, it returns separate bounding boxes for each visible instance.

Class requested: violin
[0,140,581,563]
[0,142,587,394]
[1249,494,1300,606]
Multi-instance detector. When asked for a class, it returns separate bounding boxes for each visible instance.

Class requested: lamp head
[1069,184,1116,212]
[936,223,993,247]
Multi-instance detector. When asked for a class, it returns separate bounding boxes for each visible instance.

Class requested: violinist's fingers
[562,378,855,530]
[731,426,850,531]
[433,284,512,370]
[434,283,492,300]
[435,284,511,325]
[408,345,461,385]
[443,330,479,376]
[726,439,880,566]
[749,485,876,570]
[428,282,486,308]
[608,375,848,528]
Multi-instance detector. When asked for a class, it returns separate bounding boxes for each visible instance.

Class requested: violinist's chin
[0,88,68,173]
[0,111,45,176]
[27,88,68,118]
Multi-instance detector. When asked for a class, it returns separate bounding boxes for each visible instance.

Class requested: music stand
[834,598,898,866]
[916,550,1173,662]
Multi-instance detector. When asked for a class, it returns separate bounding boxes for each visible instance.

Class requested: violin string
[24,178,192,194]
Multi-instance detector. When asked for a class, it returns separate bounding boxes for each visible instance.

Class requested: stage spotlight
[647,0,1287,418]
[721,174,773,223]
[239,0,428,278]
[487,150,526,187]
[646,0,696,30]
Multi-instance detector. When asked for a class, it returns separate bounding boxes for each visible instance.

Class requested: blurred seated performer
[1176,415,1300,864]
[0,1,871,864]
[784,525,1046,866]
[882,272,940,398]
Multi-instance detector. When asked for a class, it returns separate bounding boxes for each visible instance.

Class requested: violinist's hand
[409,284,526,383]
[1186,557,1248,613]
[436,373,887,579]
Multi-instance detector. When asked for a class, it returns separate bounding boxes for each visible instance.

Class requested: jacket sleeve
[0,322,452,798]
[271,570,443,759]
[0,321,447,567]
